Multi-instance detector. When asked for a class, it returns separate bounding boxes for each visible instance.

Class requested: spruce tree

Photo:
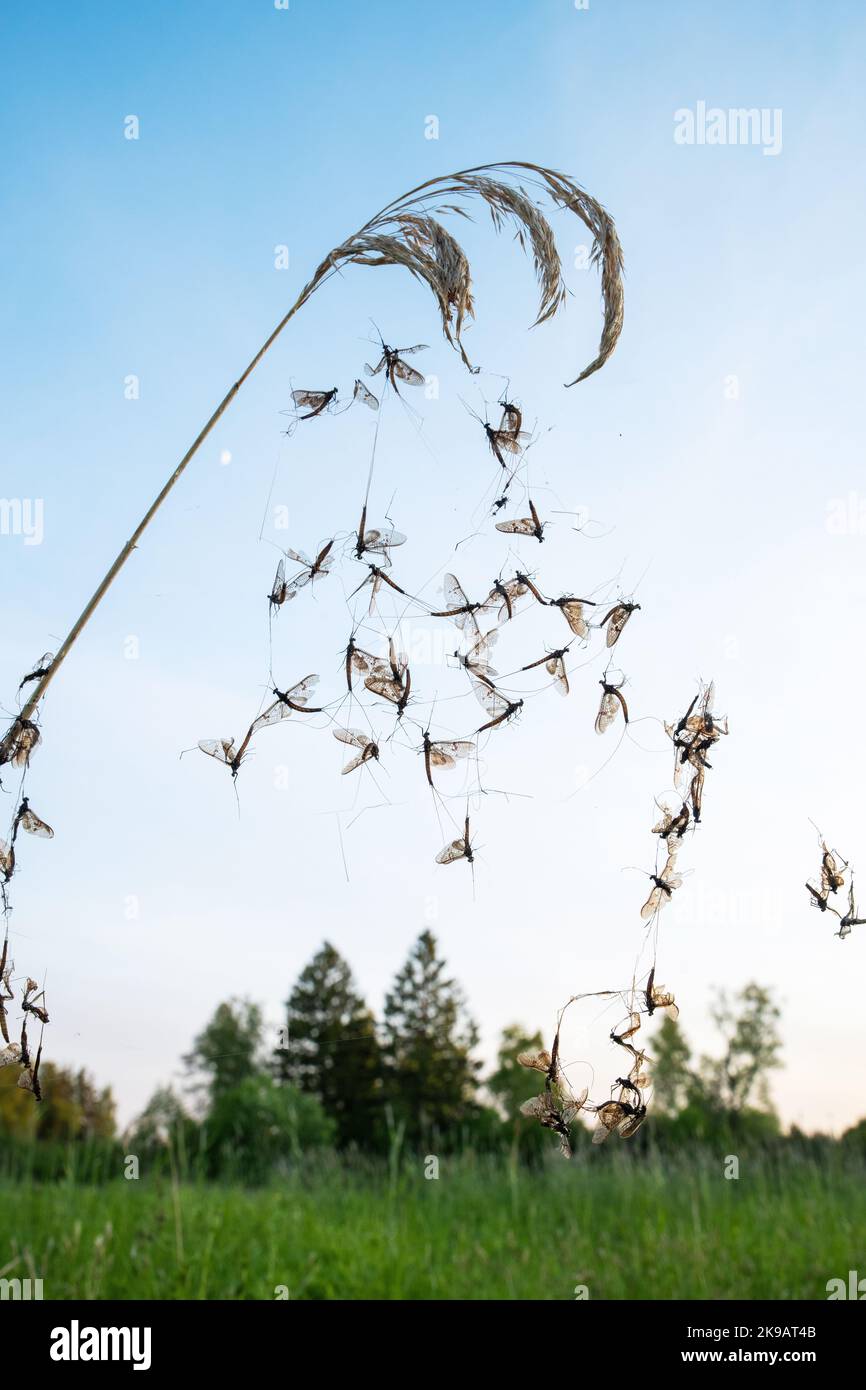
[273,942,383,1149]
[382,930,481,1146]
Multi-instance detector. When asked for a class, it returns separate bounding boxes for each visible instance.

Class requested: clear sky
[2,0,865,1130]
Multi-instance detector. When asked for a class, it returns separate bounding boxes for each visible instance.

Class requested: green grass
[1,1153,861,1299]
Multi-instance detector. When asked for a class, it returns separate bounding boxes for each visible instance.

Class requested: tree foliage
[273,942,383,1149]
[382,931,481,1145]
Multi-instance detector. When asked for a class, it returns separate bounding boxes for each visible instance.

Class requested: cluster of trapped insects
[519,678,728,1152]
[805,835,866,940]
[192,336,734,1154]
[196,334,642,880]
[0,665,55,1101]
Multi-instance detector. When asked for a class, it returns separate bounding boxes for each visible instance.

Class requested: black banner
[4,1298,860,1374]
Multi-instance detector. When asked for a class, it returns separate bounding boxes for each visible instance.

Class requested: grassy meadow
[1,1151,861,1300]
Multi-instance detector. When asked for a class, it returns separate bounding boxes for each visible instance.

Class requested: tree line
[3,932,866,1177]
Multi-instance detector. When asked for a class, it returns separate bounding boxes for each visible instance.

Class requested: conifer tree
[382,930,481,1145]
[274,942,383,1149]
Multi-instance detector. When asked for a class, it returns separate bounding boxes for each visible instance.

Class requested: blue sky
[2,0,866,1129]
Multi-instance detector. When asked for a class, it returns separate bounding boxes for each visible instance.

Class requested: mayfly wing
[436,837,468,865]
[334,728,369,751]
[594,687,619,734]
[364,674,402,704]
[429,739,474,770]
[397,344,429,356]
[352,379,380,410]
[494,517,536,536]
[197,738,237,763]
[439,574,480,637]
[285,674,320,706]
[285,547,313,569]
[639,884,663,921]
[547,655,569,697]
[365,355,386,376]
[270,558,287,605]
[517,1050,553,1075]
[17,806,54,839]
[560,600,590,637]
[393,360,426,387]
[249,701,293,733]
[470,676,508,718]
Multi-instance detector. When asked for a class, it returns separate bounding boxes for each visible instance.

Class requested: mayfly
[431,574,487,639]
[592,1091,647,1143]
[284,541,335,591]
[436,813,475,866]
[520,1087,588,1159]
[364,643,411,719]
[830,877,866,940]
[0,938,13,1045]
[0,840,14,884]
[13,798,54,841]
[652,801,690,845]
[639,848,683,921]
[344,633,377,693]
[269,543,335,612]
[453,631,498,686]
[421,730,475,787]
[819,840,847,897]
[197,734,252,779]
[595,674,629,733]
[667,681,727,784]
[353,504,406,563]
[485,576,530,624]
[473,682,523,735]
[17,653,54,696]
[352,379,379,411]
[690,765,706,823]
[598,601,641,648]
[495,499,546,543]
[268,558,291,614]
[805,881,832,913]
[548,594,597,639]
[289,387,340,421]
[333,729,380,775]
[468,401,530,470]
[22,977,49,1026]
[365,339,428,393]
[350,563,409,615]
[0,717,41,771]
[522,646,571,697]
[264,674,323,718]
[17,1029,43,1102]
[644,966,679,1019]
[518,1027,588,1158]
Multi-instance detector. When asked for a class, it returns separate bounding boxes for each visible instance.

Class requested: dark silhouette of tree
[273,942,383,1149]
[650,1017,694,1117]
[183,998,263,1106]
[382,930,481,1146]
[701,983,783,1112]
